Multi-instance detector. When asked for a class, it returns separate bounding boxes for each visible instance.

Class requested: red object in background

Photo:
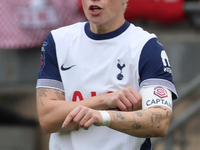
[125,0,185,23]
[78,0,185,24]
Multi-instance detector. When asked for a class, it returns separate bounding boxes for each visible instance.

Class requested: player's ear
[123,0,128,10]
[123,0,129,4]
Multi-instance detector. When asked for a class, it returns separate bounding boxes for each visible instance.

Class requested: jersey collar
[84,20,130,40]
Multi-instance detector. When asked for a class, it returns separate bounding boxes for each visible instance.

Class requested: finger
[119,90,135,111]
[83,118,96,130]
[73,108,87,123]
[79,112,92,127]
[62,113,74,129]
[129,88,142,110]
[126,93,138,111]
[72,122,80,131]
[138,97,142,110]
[116,99,128,111]
[130,88,142,102]
[71,107,90,130]
[62,106,82,129]
[83,111,102,130]
[123,91,137,111]
[81,109,101,130]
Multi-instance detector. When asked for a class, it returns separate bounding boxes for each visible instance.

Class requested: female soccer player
[36,0,178,149]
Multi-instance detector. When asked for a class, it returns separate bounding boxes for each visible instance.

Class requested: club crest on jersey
[154,87,168,98]
[117,59,126,80]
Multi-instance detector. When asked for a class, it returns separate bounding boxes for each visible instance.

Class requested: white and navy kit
[37,21,178,150]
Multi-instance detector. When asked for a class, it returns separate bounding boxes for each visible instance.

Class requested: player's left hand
[62,105,103,131]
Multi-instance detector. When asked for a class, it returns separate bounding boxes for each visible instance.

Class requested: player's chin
[89,17,105,26]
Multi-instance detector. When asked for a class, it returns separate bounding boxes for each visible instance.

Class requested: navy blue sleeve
[38,32,62,82]
[139,38,173,83]
[139,38,177,99]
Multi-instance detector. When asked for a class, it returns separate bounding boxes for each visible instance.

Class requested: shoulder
[126,23,157,49]
[125,23,157,59]
[128,23,156,40]
[51,22,86,40]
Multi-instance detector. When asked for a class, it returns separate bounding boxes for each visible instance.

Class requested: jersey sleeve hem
[36,79,64,92]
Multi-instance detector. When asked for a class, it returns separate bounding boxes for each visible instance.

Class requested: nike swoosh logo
[61,64,76,71]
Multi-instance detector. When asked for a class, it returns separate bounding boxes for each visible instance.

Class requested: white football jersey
[37,21,178,150]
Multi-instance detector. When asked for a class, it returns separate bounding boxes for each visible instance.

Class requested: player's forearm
[108,106,172,137]
[40,100,109,133]
[37,98,75,133]
[36,88,108,133]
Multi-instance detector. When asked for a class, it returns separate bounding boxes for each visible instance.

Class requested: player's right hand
[62,105,103,131]
[103,87,142,111]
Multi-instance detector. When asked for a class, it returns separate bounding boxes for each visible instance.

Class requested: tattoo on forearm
[55,89,65,100]
[131,113,142,130]
[153,106,171,117]
[131,109,163,131]
[136,112,143,117]
[111,106,169,137]
[153,106,167,111]
[166,111,170,117]
[112,112,125,121]
[132,122,142,130]
[151,112,162,128]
